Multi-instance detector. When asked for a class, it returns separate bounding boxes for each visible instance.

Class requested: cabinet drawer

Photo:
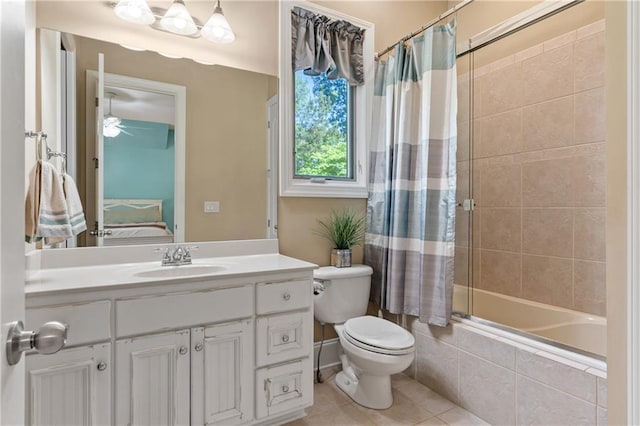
[26,300,111,347]
[255,357,312,419]
[256,311,313,367]
[116,285,253,337]
[256,280,311,315]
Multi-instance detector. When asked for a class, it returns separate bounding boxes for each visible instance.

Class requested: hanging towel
[25,160,73,244]
[63,173,87,236]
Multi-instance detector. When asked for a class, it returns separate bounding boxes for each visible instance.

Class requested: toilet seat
[342,316,415,355]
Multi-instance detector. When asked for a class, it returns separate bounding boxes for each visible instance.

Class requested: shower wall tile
[475,109,522,158]
[522,158,572,207]
[516,376,597,425]
[415,333,459,404]
[480,163,521,207]
[481,209,521,252]
[478,62,523,116]
[411,320,458,346]
[457,326,515,369]
[597,377,607,408]
[574,31,605,92]
[522,209,573,257]
[575,87,606,143]
[458,351,516,425]
[516,349,597,403]
[454,246,469,287]
[522,96,574,151]
[544,30,576,51]
[572,153,607,207]
[522,44,574,105]
[457,122,470,161]
[577,20,605,40]
[514,43,543,63]
[574,208,606,261]
[522,254,573,309]
[479,249,521,297]
[574,260,606,316]
[598,407,608,426]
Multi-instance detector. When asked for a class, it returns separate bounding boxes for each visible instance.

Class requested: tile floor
[285,368,490,426]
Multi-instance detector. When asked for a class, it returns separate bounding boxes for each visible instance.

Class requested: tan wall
[74,36,276,243]
[605,1,627,423]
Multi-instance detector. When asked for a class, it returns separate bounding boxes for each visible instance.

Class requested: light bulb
[114,0,155,25]
[160,0,198,36]
[201,4,235,44]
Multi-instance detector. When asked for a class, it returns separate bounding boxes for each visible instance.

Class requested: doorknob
[6,321,68,365]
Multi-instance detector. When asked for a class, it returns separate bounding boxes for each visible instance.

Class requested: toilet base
[335,370,393,410]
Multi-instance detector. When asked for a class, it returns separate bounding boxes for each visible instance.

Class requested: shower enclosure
[453,0,606,358]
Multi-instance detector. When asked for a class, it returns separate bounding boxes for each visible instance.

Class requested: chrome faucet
[157,245,198,266]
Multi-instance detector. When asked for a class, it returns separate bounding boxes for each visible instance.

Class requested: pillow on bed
[104,206,162,224]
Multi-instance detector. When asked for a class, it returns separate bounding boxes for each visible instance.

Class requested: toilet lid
[344,316,415,351]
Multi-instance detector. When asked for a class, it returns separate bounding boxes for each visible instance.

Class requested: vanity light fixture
[112,0,235,44]
[114,0,155,25]
[160,0,198,36]
[201,0,235,44]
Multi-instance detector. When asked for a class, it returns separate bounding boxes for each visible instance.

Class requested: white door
[0,1,27,424]
[115,330,190,426]
[94,53,105,246]
[191,320,253,425]
[26,344,111,425]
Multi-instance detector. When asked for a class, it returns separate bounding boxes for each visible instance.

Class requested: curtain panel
[364,20,457,327]
[291,6,365,86]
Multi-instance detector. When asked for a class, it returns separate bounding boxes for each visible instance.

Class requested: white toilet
[313,265,415,410]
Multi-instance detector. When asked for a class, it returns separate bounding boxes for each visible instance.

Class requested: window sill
[280,179,368,198]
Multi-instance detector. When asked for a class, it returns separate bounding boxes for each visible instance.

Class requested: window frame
[279,1,374,198]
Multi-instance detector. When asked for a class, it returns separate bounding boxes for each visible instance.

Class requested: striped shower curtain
[364,20,457,327]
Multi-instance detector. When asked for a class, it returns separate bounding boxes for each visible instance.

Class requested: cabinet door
[26,343,111,426]
[191,320,253,425]
[116,330,190,426]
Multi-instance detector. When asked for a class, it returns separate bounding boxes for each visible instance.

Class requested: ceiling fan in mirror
[103,92,129,138]
[112,0,235,43]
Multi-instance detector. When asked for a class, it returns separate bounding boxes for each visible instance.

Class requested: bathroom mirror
[34,28,279,247]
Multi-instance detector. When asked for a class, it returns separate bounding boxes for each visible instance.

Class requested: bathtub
[453,285,607,358]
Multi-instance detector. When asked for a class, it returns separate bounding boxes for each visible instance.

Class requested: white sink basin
[133,264,228,278]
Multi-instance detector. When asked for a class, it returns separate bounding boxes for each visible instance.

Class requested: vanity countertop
[26,253,317,296]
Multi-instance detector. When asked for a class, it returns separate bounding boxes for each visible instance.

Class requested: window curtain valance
[291,6,365,86]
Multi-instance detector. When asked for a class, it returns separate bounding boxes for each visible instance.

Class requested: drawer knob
[179,346,188,355]
[194,343,203,352]
[97,362,107,371]
[282,335,290,343]
[282,292,291,301]
[282,385,290,393]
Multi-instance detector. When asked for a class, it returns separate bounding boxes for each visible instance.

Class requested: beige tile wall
[455,20,606,317]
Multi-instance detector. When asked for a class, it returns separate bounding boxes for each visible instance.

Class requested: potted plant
[317,209,366,268]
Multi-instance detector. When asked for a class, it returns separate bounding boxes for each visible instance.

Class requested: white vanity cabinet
[115,330,191,426]
[25,257,315,426]
[26,343,111,426]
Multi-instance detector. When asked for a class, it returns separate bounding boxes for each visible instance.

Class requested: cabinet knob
[194,343,203,352]
[282,385,290,393]
[282,292,291,301]
[97,362,107,371]
[281,335,290,343]
[179,346,188,355]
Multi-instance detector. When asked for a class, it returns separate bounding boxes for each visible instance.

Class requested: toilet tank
[313,265,373,324]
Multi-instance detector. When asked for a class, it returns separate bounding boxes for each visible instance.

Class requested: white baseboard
[313,337,341,370]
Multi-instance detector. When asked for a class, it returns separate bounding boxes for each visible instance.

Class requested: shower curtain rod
[375,0,474,60]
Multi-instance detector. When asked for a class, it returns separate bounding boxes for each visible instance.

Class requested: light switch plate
[204,201,220,213]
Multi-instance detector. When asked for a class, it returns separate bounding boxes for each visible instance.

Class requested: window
[294,71,353,180]
[280,1,374,198]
